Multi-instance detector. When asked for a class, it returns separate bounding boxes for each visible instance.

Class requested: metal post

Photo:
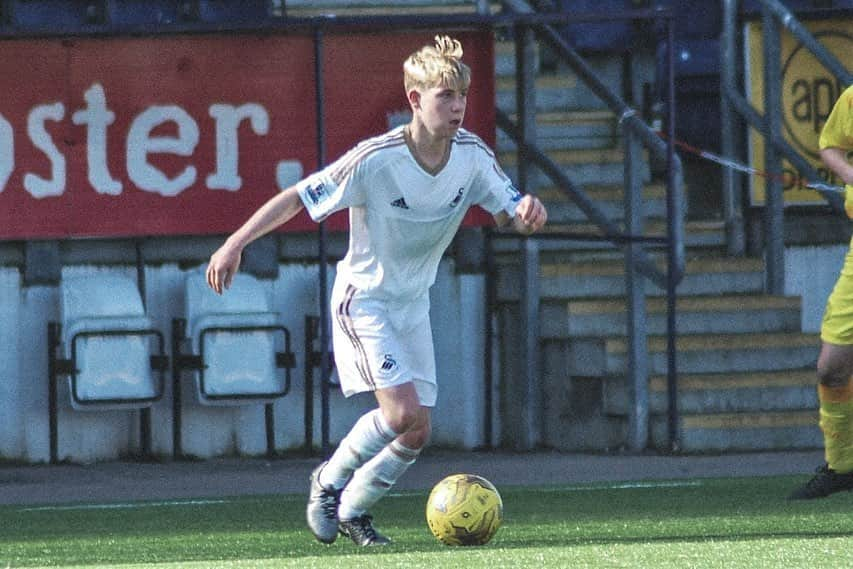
[304,316,315,453]
[47,322,60,464]
[513,22,539,451]
[313,26,332,459]
[140,408,151,458]
[483,231,495,448]
[135,240,152,459]
[761,6,785,294]
[720,0,745,257]
[514,22,536,195]
[665,14,681,452]
[171,318,184,459]
[519,238,541,450]
[264,403,275,458]
[135,240,147,311]
[623,126,649,452]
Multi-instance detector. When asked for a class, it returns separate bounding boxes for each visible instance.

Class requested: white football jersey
[296,126,521,302]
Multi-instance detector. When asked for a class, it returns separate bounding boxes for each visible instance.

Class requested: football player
[206,35,547,543]
[789,84,853,499]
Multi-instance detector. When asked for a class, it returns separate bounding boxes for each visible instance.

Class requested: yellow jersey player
[206,36,547,541]
[789,84,853,499]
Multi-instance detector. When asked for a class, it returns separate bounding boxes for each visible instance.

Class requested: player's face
[418,84,467,138]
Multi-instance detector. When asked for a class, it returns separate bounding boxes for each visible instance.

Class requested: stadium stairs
[490,13,821,454]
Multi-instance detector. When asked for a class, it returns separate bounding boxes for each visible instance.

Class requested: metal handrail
[500,4,686,287]
[722,0,849,213]
[720,0,851,293]
[751,0,851,84]
[498,0,684,451]
[496,109,672,290]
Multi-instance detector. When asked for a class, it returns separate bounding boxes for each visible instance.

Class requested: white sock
[318,409,398,490]
[338,440,421,520]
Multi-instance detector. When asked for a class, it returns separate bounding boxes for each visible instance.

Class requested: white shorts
[331,279,437,407]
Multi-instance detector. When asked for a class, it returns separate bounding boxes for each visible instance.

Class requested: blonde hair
[403,35,471,93]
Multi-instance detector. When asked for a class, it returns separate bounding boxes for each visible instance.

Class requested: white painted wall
[785,244,848,333]
[430,262,487,449]
[0,269,24,459]
[0,259,487,463]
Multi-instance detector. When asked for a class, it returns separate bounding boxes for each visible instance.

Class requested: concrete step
[536,182,668,226]
[565,331,818,377]
[651,410,821,452]
[536,181,665,203]
[496,74,609,113]
[604,369,817,417]
[500,146,650,188]
[496,64,622,112]
[494,38,540,77]
[500,147,629,166]
[639,219,727,250]
[600,332,820,376]
[505,110,617,125]
[532,182,669,225]
[496,255,767,301]
[497,111,619,151]
[490,220,727,257]
[538,339,820,452]
[543,294,803,339]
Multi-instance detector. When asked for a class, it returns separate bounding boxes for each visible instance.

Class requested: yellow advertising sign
[746,20,852,205]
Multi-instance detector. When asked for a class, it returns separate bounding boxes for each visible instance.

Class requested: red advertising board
[0,30,495,238]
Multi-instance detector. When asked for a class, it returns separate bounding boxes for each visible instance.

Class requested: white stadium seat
[47,273,167,463]
[172,269,295,458]
[58,274,164,409]
[182,269,290,404]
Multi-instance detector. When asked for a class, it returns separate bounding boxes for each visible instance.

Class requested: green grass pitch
[3,475,853,568]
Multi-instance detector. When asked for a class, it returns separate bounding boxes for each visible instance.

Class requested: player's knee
[383,404,421,435]
[407,421,432,448]
[816,361,852,388]
[401,421,431,450]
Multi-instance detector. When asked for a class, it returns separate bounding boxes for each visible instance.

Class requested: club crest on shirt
[379,354,398,373]
[305,182,329,205]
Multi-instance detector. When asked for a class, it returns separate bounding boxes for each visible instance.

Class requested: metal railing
[720,0,852,292]
[495,1,685,451]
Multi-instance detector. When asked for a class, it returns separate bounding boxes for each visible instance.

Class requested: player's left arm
[494,194,547,235]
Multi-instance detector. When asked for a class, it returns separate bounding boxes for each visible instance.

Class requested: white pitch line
[19,498,228,513]
[543,480,705,492]
[18,481,705,511]
[389,479,703,498]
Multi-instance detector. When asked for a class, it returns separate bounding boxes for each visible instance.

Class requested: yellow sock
[819,383,853,473]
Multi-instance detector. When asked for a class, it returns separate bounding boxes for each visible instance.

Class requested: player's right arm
[207,136,369,294]
[820,147,853,186]
[206,185,305,294]
[818,86,853,188]
[818,89,853,217]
